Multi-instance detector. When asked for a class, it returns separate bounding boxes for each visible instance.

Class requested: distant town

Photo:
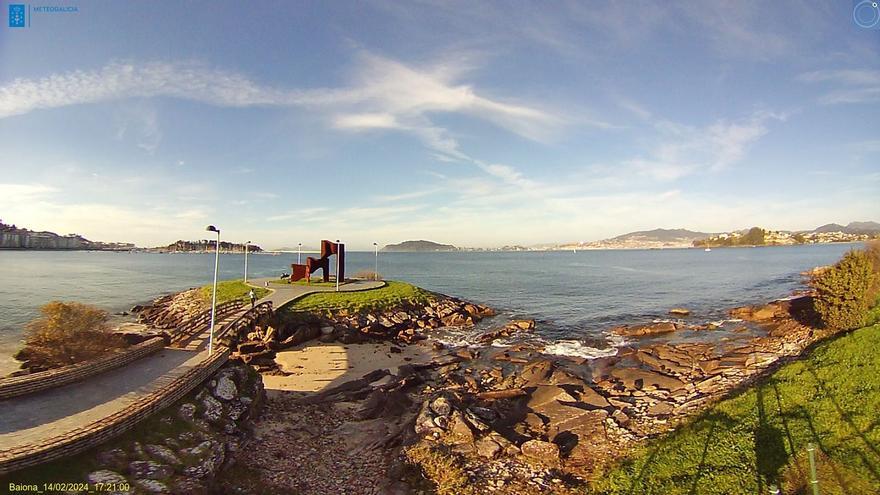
[2,219,878,252]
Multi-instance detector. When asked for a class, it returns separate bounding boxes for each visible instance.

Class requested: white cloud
[625,111,783,181]
[797,69,880,105]
[0,183,58,199]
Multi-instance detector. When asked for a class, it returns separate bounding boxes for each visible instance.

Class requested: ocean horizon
[0,243,857,375]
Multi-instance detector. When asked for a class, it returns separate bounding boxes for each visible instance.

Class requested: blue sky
[0,1,878,249]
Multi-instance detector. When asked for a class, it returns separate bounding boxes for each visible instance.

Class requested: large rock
[213,375,238,401]
[613,321,678,337]
[610,367,685,391]
[520,439,560,465]
[128,460,174,480]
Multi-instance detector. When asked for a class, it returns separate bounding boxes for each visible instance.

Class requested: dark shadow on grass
[754,383,788,491]
[797,404,880,487]
[804,364,880,461]
[627,441,662,495]
[687,412,733,495]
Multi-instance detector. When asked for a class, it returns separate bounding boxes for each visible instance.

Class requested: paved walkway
[0,347,208,452]
[248,278,385,309]
[0,279,387,464]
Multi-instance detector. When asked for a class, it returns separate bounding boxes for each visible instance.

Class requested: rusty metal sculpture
[290,240,345,283]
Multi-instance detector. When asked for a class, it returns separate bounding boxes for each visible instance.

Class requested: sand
[262,340,438,394]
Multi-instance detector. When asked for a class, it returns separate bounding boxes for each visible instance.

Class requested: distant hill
[609,228,713,242]
[812,223,848,233]
[151,240,263,253]
[382,240,457,252]
[811,222,880,235]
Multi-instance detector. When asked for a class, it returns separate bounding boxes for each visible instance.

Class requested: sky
[0,1,878,250]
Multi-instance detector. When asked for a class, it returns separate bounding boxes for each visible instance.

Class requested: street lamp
[243,240,251,284]
[206,225,221,355]
[297,242,302,264]
[335,239,341,292]
[373,242,378,281]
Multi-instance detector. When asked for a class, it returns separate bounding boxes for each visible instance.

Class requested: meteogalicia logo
[8,4,26,27]
[7,3,79,28]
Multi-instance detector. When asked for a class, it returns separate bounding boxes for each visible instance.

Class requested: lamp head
[206,225,219,233]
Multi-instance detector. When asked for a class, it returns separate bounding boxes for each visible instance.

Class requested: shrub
[18,301,128,370]
[810,250,878,330]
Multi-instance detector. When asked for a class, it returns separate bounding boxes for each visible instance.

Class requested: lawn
[592,322,880,495]
[199,280,269,305]
[279,280,435,315]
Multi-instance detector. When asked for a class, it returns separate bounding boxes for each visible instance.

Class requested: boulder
[610,367,686,391]
[613,321,678,337]
[520,439,560,465]
[668,308,691,316]
[475,437,503,459]
[128,460,174,480]
[213,375,238,401]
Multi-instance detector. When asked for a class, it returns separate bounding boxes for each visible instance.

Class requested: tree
[739,227,765,246]
[792,233,807,244]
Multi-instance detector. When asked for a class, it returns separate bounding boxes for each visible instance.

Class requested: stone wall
[0,337,167,400]
[0,349,231,475]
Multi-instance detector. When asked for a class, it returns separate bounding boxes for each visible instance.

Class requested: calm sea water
[0,244,857,373]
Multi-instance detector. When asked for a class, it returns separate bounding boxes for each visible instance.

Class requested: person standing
[248,288,256,308]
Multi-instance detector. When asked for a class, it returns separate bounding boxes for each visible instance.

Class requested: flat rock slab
[610,367,686,391]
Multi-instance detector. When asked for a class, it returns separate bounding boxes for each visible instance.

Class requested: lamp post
[297,243,302,264]
[243,240,251,284]
[373,242,378,280]
[206,225,221,355]
[335,239,341,292]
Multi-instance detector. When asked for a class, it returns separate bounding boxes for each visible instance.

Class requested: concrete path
[0,279,387,463]
[0,347,207,452]
[247,278,385,309]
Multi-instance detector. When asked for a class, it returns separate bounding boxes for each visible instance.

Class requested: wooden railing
[171,300,244,344]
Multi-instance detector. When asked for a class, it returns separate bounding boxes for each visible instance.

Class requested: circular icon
[854,0,880,28]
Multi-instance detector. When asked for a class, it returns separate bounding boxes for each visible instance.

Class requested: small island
[382,240,458,252]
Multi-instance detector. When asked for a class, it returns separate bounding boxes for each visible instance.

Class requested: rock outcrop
[82,361,265,493]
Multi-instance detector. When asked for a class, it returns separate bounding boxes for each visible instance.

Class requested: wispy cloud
[625,111,784,181]
[797,69,880,105]
[0,183,58,200]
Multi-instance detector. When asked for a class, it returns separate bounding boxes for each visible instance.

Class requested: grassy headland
[199,280,269,305]
[279,280,435,315]
[592,321,880,494]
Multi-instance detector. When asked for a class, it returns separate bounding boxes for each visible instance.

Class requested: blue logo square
[9,4,26,27]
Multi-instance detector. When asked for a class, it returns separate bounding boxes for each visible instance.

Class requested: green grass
[280,280,435,315]
[199,279,269,305]
[268,278,336,287]
[592,323,880,495]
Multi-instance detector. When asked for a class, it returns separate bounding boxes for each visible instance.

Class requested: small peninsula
[382,240,457,252]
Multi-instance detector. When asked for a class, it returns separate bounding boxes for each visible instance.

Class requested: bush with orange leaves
[15,301,128,372]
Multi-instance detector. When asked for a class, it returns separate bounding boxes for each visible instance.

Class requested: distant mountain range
[382,240,458,252]
[608,228,714,243]
[812,221,880,235]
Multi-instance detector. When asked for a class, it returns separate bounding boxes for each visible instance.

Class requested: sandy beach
[262,340,438,394]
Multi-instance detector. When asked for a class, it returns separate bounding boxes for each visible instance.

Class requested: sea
[0,243,858,375]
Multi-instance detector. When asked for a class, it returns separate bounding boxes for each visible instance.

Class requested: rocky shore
[104,280,844,494]
[207,284,838,494]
